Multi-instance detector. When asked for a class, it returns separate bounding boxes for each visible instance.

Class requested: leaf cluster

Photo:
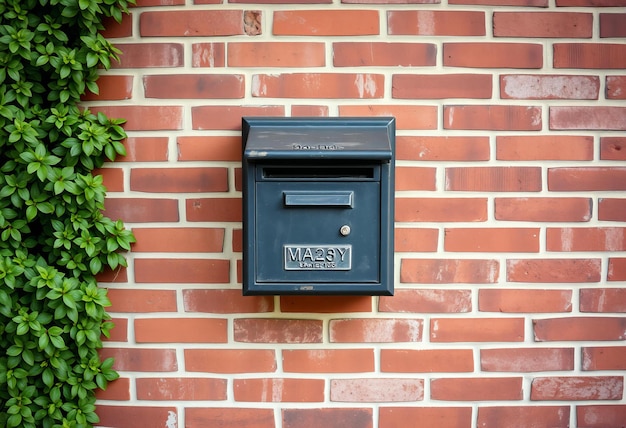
[0,0,134,426]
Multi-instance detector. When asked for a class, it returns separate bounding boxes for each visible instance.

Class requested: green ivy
[0,0,134,426]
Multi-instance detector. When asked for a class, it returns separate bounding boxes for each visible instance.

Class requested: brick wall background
[89,0,626,426]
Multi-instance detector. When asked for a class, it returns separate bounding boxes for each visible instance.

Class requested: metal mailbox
[242,117,395,295]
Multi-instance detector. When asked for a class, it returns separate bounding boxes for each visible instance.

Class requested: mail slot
[242,117,395,295]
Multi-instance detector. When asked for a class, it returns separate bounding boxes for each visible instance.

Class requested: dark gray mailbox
[242,117,395,295]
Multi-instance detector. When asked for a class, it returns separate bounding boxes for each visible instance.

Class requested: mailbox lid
[243,117,394,161]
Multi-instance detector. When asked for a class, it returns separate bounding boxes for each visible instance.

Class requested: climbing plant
[0,0,134,426]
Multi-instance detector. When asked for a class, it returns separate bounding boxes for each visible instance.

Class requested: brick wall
[90,0,626,427]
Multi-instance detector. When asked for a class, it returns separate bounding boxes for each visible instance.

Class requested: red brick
[95,377,130,401]
[606,76,626,99]
[331,378,423,402]
[494,12,592,38]
[444,43,542,68]
[232,229,243,252]
[131,227,224,253]
[291,105,328,116]
[131,167,228,193]
[445,228,539,252]
[608,258,626,281]
[395,228,438,252]
[105,318,128,342]
[283,408,372,428]
[444,106,542,131]
[550,107,626,130]
[283,349,374,373]
[396,136,490,161]
[395,167,436,191]
[101,14,133,38]
[583,346,626,371]
[479,289,573,313]
[501,75,599,100]
[135,258,229,284]
[447,167,542,191]
[446,167,541,192]
[399,259,498,283]
[557,0,626,4]
[431,318,525,342]
[395,198,488,222]
[140,10,245,37]
[117,137,169,162]
[273,10,378,36]
[100,348,177,372]
[97,405,177,428]
[450,0,547,4]
[144,74,244,99]
[601,13,626,37]
[104,198,178,223]
[394,74,491,99]
[186,408,275,428]
[280,296,372,313]
[82,75,133,101]
[496,197,591,222]
[96,167,124,192]
[577,405,626,428]
[339,105,437,130]
[135,318,227,343]
[507,258,601,283]
[330,318,423,342]
[581,289,626,313]
[112,43,183,68]
[381,349,473,373]
[91,105,183,131]
[229,42,325,67]
[136,0,185,4]
[477,406,570,428]
[554,43,626,69]
[380,289,472,313]
[547,227,626,251]
[387,10,485,36]
[97,266,127,283]
[185,349,277,373]
[186,197,241,222]
[496,135,594,161]
[177,136,240,162]
[334,42,435,67]
[431,377,522,401]
[192,105,284,131]
[343,0,439,2]
[107,289,177,313]
[534,317,626,341]
[234,378,324,402]
[550,167,626,191]
[531,376,623,400]
[183,289,273,313]
[379,407,472,428]
[234,319,323,343]
[191,43,225,67]
[252,73,384,99]
[481,348,574,372]
[136,377,227,400]
[600,198,626,221]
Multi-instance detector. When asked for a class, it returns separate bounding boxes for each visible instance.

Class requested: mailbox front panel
[255,181,381,283]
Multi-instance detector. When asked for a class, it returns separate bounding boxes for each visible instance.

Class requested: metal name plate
[284,245,351,270]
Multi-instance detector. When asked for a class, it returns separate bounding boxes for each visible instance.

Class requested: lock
[242,117,395,295]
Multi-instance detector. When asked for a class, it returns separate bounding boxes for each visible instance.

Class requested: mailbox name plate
[284,245,351,271]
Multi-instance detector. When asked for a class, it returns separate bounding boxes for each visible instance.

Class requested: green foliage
[0,0,134,426]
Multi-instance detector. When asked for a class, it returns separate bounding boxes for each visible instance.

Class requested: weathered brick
[97,406,177,428]
[107,289,177,313]
[183,289,274,314]
[379,407,472,428]
[446,167,542,191]
[583,346,626,371]
[445,228,540,252]
[132,227,224,253]
[91,105,183,131]
[186,408,275,428]
[557,0,626,4]
[496,197,592,222]
[444,43,543,68]
[143,74,244,99]
[500,75,599,100]
[291,105,329,116]
[329,318,423,342]
[229,42,325,67]
[399,259,498,283]
[283,349,375,373]
[549,168,626,191]
[380,289,472,313]
[136,377,227,400]
[507,259,601,282]
[577,405,626,428]
[547,227,626,251]
[112,43,183,68]
[100,348,178,372]
[554,43,626,69]
[479,289,573,313]
[186,197,242,222]
[394,74,492,99]
[192,106,284,131]
[381,349,474,373]
[531,376,623,400]
[191,43,225,67]
[334,43,436,67]
[431,318,525,342]
[273,10,379,36]
[580,288,626,313]
[283,408,373,428]
[82,75,133,101]
[534,317,626,341]
[601,13,626,38]
[117,137,169,162]
[550,107,626,130]
[387,10,485,36]
[252,73,384,99]
[481,348,574,372]
[450,0,547,5]
[234,319,323,343]
[477,406,570,428]
[608,258,626,281]
[445,105,542,131]
[140,10,245,36]
[396,136,490,161]
[95,377,131,401]
[395,198,487,222]
[339,105,437,130]
[606,76,626,100]
[431,377,523,401]
[135,258,230,284]
[331,378,424,402]
[131,167,229,193]
[185,349,277,373]
[234,378,325,403]
[494,12,592,38]
[280,295,373,313]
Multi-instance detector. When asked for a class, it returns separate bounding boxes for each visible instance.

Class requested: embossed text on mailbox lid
[284,245,351,271]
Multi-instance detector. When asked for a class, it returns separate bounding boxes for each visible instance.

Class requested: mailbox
[242,117,395,295]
